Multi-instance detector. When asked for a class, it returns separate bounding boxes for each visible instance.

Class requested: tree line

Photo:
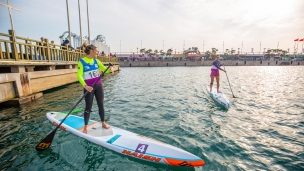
[139,48,173,57]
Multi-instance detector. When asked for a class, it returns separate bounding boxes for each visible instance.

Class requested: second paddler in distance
[210,55,226,94]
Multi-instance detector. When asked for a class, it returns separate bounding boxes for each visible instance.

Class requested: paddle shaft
[36,63,113,151]
[63,108,84,114]
[223,65,236,98]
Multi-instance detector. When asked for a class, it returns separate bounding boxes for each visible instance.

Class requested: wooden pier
[0,30,119,106]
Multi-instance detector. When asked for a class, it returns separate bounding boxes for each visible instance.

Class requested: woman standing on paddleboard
[77,44,114,134]
[210,55,226,93]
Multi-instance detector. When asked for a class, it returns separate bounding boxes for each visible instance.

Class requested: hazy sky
[1,0,303,53]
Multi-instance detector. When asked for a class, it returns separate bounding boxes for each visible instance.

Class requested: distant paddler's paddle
[223,65,236,98]
[35,63,113,151]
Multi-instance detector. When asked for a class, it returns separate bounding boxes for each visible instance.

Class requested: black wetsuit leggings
[83,83,105,125]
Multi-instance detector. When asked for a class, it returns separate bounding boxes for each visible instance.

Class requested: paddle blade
[35,129,57,151]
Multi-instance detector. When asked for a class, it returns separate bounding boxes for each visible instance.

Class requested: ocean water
[0,66,303,171]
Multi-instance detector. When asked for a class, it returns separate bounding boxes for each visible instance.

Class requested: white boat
[46,112,205,167]
[206,85,230,109]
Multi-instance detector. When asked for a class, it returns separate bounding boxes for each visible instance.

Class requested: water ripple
[0,66,303,170]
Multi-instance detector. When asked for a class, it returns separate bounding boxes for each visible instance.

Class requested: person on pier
[210,55,226,93]
[37,37,47,58]
[80,42,88,52]
[77,44,114,134]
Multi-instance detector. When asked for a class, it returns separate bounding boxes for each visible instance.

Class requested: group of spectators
[38,37,74,50]
[38,37,55,48]
[99,51,116,57]
[36,37,116,57]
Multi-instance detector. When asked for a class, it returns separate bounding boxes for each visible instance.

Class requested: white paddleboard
[46,112,205,167]
[206,85,230,109]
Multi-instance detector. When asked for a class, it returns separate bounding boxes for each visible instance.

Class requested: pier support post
[25,66,35,72]
[66,45,69,61]
[8,30,19,60]
[20,73,31,96]
[65,65,72,69]
[46,66,56,70]
[45,39,51,62]
[11,66,25,73]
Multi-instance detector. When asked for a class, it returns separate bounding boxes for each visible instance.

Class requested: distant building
[59,31,110,55]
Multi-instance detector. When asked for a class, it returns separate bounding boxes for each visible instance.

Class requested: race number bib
[83,69,100,80]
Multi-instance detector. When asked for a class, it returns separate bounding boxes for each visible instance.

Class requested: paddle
[62,108,84,114]
[35,63,113,151]
[223,65,236,98]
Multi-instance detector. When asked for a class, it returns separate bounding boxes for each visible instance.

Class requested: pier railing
[0,30,118,63]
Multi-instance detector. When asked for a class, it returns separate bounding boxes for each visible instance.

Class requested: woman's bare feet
[102,122,110,129]
[83,125,88,134]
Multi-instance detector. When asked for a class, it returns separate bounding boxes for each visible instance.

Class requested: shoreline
[119,59,304,67]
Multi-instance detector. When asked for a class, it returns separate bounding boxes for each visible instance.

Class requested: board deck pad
[57,115,113,137]
[59,115,93,130]
[86,123,113,136]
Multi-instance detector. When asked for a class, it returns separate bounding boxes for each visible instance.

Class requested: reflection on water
[0,66,303,171]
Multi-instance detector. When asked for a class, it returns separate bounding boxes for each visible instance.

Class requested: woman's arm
[77,61,86,87]
[213,61,225,71]
[97,59,112,74]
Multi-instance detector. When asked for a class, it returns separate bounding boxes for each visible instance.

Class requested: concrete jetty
[0,30,119,106]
